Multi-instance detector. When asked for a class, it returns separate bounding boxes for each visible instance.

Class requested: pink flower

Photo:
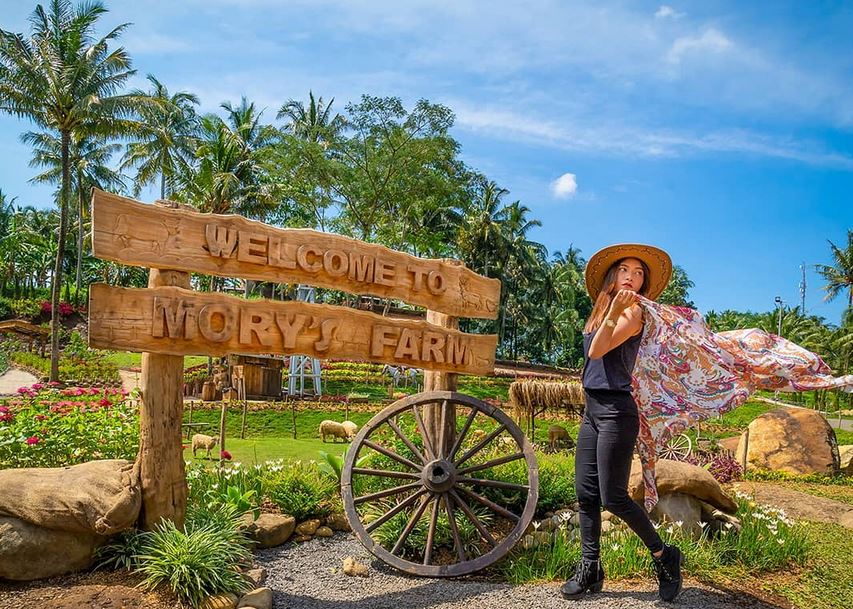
[26,436,40,446]
[31,383,44,391]
[220,450,232,460]
[98,398,110,407]
[48,381,61,388]
[34,414,46,421]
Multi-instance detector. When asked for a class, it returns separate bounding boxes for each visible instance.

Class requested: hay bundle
[509,379,585,421]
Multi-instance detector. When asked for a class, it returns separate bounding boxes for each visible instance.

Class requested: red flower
[220,450,232,460]
[34,414,46,421]
[26,436,40,446]
[98,398,110,407]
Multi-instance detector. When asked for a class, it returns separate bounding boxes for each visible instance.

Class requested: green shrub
[135,516,252,608]
[265,460,340,520]
[95,529,146,571]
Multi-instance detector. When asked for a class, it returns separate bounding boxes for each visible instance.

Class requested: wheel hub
[421,459,456,492]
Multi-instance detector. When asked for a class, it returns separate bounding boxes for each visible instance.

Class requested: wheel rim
[341,391,539,577]
[659,433,692,460]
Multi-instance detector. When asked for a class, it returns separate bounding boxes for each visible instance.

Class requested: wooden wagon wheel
[341,391,539,577]
[658,433,692,460]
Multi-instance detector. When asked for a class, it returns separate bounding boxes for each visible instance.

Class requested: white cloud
[667,28,733,64]
[551,173,578,199]
[655,6,684,20]
[452,101,853,169]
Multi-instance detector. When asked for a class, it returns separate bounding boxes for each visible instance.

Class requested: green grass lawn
[104,351,210,370]
[183,436,346,464]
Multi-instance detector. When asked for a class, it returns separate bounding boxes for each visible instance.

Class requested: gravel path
[0,368,38,395]
[256,534,782,609]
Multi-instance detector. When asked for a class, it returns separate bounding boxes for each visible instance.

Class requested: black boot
[560,558,604,600]
[652,544,684,602]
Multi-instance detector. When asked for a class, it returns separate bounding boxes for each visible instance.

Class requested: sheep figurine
[548,424,574,452]
[320,420,358,442]
[191,433,218,459]
[341,421,359,439]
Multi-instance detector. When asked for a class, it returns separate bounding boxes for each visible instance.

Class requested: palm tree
[25,130,125,304]
[278,91,347,145]
[816,229,853,312]
[457,178,512,277]
[0,0,141,381]
[121,75,199,199]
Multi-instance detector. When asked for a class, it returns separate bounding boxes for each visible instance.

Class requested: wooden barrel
[201,380,217,401]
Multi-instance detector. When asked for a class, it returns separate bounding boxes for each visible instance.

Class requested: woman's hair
[583,257,651,334]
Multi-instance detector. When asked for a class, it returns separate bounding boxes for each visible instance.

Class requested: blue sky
[1,0,850,325]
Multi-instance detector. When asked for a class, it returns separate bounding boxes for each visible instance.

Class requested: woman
[561,243,683,602]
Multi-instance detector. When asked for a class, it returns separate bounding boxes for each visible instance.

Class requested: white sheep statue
[191,433,218,458]
[320,420,358,442]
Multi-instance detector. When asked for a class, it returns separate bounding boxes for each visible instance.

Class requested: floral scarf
[631,296,853,510]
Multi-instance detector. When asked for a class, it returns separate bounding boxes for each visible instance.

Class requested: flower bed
[0,383,137,468]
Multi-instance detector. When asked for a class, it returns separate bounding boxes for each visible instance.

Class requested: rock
[628,458,737,514]
[839,445,853,476]
[315,525,334,537]
[244,567,267,587]
[237,587,272,609]
[0,516,103,580]
[533,531,551,546]
[296,518,321,536]
[293,534,312,543]
[201,593,238,609]
[650,493,703,539]
[601,510,613,521]
[241,514,295,548]
[569,513,580,527]
[600,520,612,533]
[343,556,369,577]
[325,513,352,531]
[737,407,839,475]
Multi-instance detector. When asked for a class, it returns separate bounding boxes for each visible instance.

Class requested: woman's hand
[608,289,639,319]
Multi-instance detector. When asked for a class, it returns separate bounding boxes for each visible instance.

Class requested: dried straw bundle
[509,379,585,420]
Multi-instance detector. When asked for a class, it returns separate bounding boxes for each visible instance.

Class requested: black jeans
[575,388,664,560]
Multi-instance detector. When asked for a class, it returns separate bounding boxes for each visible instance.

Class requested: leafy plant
[94,528,145,571]
[135,517,252,608]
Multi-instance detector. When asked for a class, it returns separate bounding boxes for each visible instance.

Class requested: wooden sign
[91,189,500,320]
[88,284,497,375]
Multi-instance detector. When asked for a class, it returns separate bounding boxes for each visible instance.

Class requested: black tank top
[582,328,642,392]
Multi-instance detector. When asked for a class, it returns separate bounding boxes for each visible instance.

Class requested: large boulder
[0,516,103,580]
[0,459,141,535]
[840,445,853,476]
[736,407,839,475]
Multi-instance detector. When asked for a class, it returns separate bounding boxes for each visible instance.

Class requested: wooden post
[423,309,458,457]
[291,400,297,439]
[239,377,248,439]
[138,268,189,530]
[219,401,227,463]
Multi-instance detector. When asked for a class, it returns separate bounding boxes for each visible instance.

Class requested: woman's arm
[588,291,643,359]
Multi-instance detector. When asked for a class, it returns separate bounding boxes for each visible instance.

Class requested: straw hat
[584,243,672,301]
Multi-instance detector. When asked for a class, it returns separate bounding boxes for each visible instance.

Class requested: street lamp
[774,296,784,337]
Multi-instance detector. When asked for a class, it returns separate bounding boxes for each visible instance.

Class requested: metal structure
[342,391,538,577]
[287,285,322,398]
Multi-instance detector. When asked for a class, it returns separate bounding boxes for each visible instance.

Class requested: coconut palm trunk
[49,130,71,382]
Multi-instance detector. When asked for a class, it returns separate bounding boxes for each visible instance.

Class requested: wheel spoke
[448,406,478,462]
[391,493,433,556]
[412,404,436,461]
[437,399,449,459]
[423,494,441,565]
[456,485,520,522]
[352,467,420,480]
[386,417,426,465]
[354,482,423,505]
[457,476,529,493]
[362,439,421,471]
[443,492,467,562]
[366,489,428,534]
[457,451,525,476]
[449,489,496,548]
[455,423,508,467]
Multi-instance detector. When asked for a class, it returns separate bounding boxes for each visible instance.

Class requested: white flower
[533,521,541,530]
[724,522,733,529]
[233,462,242,468]
[777,539,785,545]
[699,521,708,528]
[611,543,619,550]
[560,512,573,522]
[674,520,683,527]
[652,522,661,530]
[665,526,674,535]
